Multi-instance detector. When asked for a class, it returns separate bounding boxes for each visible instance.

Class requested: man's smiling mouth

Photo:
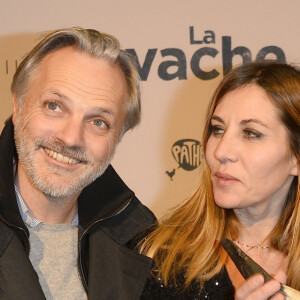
[44,148,80,165]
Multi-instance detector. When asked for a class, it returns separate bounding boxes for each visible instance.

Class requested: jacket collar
[0,119,25,230]
[77,165,135,230]
[0,118,135,234]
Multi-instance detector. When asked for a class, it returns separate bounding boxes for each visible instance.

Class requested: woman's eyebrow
[240,119,270,128]
[211,115,225,124]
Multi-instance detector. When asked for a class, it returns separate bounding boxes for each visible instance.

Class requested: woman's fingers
[235,274,284,300]
[273,270,287,285]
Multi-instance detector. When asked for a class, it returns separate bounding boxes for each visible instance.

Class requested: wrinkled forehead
[31,47,127,97]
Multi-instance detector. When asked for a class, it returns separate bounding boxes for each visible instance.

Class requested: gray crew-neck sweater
[28,223,87,300]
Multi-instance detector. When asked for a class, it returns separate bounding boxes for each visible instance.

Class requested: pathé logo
[166,139,201,181]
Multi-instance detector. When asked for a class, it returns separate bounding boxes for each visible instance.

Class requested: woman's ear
[290,155,298,176]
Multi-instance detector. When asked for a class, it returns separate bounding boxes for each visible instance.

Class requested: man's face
[13,47,127,200]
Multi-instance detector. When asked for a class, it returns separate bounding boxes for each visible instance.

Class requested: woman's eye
[210,125,224,137]
[46,102,61,112]
[243,129,263,140]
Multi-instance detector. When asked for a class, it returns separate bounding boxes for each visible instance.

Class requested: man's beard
[14,115,115,201]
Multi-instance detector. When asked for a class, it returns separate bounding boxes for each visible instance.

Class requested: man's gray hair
[11,27,141,133]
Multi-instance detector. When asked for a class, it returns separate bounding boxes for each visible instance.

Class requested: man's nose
[55,117,85,147]
[214,132,238,164]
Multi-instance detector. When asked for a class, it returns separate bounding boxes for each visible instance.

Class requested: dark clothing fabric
[140,268,235,300]
[0,119,156,300]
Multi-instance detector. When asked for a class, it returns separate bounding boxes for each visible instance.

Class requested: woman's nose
[214,131,238,164]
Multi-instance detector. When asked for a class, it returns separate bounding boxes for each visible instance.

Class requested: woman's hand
[235,271,287,300]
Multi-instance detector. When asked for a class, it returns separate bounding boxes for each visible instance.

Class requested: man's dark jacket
[0,119,155,300]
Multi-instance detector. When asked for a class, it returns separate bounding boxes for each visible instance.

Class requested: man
[0,28,155,300]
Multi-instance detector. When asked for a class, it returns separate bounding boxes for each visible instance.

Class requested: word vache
[126,27,286,81]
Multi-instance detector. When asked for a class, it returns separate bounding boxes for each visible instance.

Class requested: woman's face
[205,84,297,213]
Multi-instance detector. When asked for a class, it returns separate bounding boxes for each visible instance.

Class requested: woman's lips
[214,172,240,185]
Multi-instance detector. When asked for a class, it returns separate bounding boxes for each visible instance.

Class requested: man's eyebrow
[88,107,114,116]
[240,119,270,128]
[51,91,114,116]
[52,91,68,100]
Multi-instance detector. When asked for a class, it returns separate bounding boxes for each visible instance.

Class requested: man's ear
[12,94,19,124]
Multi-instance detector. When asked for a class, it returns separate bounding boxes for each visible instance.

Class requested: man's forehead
[39,47,113,75]
[31,47,128,100]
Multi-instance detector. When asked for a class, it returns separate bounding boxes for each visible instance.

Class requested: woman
[140,61,300,300]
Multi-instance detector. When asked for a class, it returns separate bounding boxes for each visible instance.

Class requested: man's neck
[16,163,79,224]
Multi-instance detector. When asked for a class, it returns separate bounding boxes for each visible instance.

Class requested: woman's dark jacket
[0,119,156,300]
[141,268,235,299]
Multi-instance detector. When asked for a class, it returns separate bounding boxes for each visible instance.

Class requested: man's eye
[46,102,61,112]
[92,119,107,128]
